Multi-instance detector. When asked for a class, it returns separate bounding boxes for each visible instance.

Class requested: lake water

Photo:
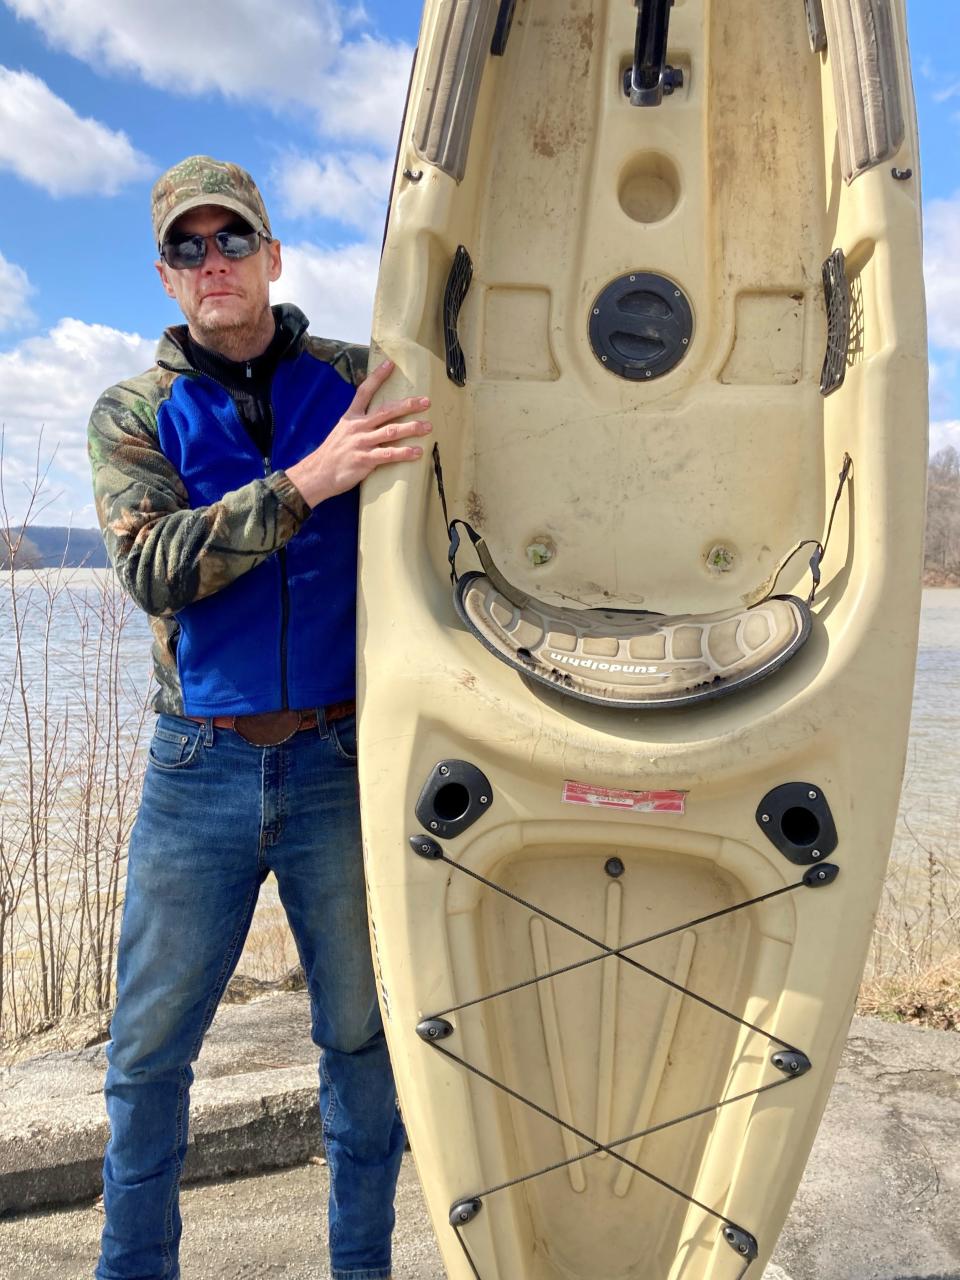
[896,589,960,856]
[0,567,153,728]
[0,573,957,980]
[1,572,957,856]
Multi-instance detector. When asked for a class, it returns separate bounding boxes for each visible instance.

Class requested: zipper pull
[262,456,271,476]
[246,362,253,379]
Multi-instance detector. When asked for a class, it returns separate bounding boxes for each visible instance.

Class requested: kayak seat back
[455,567,812,709]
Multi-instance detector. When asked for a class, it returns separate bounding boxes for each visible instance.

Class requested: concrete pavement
[1,994,958,1279]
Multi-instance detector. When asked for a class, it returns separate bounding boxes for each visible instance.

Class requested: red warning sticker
[562,781,687,814]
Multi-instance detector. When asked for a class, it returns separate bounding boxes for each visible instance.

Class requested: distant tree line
[0,531,43,569]
[925,446,960,584]
[0,526,110,570]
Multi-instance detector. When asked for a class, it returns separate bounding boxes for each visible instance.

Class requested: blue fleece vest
[155,351,358,716]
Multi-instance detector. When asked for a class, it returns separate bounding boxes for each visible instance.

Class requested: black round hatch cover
[589,272,694,380]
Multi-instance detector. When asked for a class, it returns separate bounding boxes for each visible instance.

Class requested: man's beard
[189,303,273,360]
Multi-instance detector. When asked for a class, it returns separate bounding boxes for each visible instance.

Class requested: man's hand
[286,360,431,508]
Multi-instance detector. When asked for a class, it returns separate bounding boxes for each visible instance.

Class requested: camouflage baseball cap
[151,155,272,247]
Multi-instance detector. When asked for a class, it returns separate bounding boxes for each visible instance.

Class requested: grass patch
[858,953,960,1032]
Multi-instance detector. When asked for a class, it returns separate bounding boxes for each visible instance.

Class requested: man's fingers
[359,396,431,429]
[349,359,396,415]
[368,420,432,446]
[344,355,431,426]
[367,444,425,466]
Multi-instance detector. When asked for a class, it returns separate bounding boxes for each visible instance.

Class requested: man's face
[155,204,282,340]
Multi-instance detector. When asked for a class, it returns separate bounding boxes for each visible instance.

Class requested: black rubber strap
[754,453,853,605]
[807,452,853,602]
[434,443,531,608]
[437,442,851,616]
[433,442,451,530]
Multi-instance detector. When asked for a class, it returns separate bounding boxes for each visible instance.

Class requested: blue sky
[0,0,956,526]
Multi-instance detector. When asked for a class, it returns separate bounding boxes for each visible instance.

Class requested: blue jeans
[96,712,404,1280]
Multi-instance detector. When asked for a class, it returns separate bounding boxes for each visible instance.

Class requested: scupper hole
[434,782,471,822]
[781,806,821,848]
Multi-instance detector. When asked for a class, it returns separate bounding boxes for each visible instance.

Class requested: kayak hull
[359,1,927,1275]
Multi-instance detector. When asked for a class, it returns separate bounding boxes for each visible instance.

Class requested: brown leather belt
[185,700,355,747]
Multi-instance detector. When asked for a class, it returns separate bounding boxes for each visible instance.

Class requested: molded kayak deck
[358,1,927,1277]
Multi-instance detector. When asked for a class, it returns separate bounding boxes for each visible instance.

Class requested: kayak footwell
[411,835,805,1278]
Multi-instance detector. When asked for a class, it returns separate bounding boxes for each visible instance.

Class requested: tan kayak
[358,1,927,1276]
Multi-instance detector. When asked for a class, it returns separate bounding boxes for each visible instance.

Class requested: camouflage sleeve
[303,337,370,389]
[88,375,311,618]
[148,615,186,715]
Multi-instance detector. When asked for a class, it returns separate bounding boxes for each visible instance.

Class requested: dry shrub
[861,806,960,1028]
[0,442,152,1044]
[858,954,960,1031]
[234,896,301,986]
[866,825,960,977]
[0,562,151,1041]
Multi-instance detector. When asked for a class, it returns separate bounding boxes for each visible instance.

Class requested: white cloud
[341,3,369,26]
[7,0,344,96]
[311,34,413,147]
[930,420,960,456]
[0,252,35,331]
[929,356,959,419]
[917,56,960,100]
[272,241,378,344]
[6,1,412,146]
[0,319,156,523]
[933,81,960,104]
[924,194,960,352]
[273,150,392,230]
[0,66,152,196]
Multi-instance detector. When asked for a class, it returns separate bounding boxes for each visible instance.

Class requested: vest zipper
[263,401,290,711]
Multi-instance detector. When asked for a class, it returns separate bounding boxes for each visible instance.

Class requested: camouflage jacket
[88,304,368,715]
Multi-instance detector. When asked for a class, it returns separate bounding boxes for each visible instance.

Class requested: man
[87,155,430,1280]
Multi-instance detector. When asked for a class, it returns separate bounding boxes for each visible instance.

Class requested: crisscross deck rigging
[413,842,839,1277]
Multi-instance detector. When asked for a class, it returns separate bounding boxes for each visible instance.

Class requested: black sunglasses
[160,227,272,270]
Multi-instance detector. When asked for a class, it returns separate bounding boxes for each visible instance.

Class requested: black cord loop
[417,850,822,1277]
[434,876,806,1020]
[431,852,802,1054]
